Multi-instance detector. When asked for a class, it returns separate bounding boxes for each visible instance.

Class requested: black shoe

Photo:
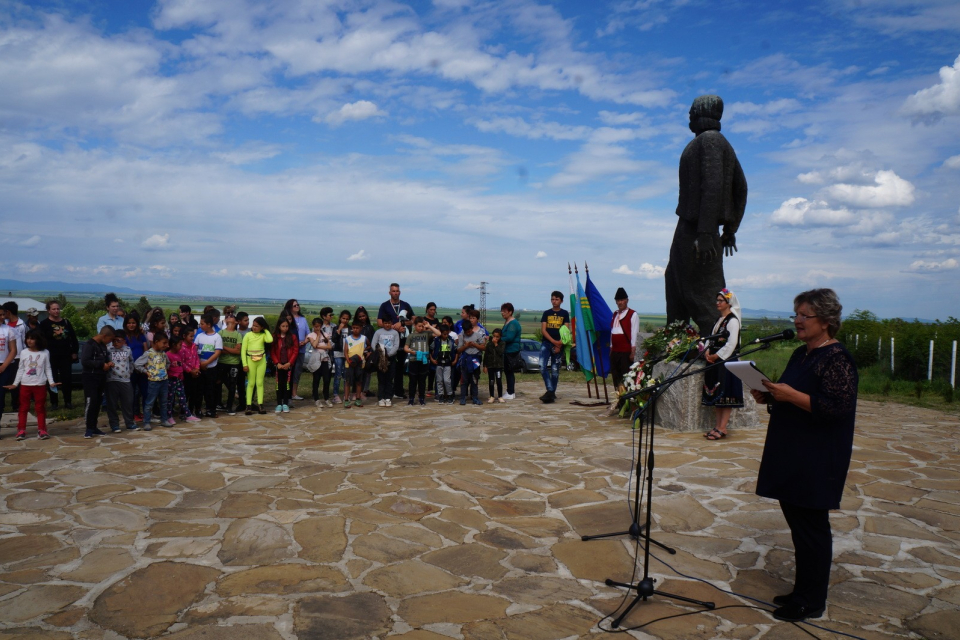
[772,602,825,622]
[408,399,415,406]
[245,408,253,416]
[91,427,105,435]
[772,593,795,606]
[539,391,550,402]
[257,405,267,415]
[541,391,555,404]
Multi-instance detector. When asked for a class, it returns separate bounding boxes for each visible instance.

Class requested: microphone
[700,329,729,341]
[751,329,796,345]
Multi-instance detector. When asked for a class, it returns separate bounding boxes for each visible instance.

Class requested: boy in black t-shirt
[539,291,569,403]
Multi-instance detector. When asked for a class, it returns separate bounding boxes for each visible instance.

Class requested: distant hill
[0,278,177,297]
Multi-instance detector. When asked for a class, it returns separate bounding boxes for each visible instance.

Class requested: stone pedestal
[649,361,763,433]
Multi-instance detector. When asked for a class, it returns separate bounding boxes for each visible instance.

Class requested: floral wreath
[618,321,703,421]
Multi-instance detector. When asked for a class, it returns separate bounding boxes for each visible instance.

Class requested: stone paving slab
[0,383,958,639]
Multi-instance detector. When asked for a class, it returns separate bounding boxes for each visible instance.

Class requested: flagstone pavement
[1,382,958,640]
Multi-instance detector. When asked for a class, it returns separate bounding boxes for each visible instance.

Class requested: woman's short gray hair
[794,288,842,338]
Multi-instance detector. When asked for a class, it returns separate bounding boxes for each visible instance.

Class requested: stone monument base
[649,361,764,433]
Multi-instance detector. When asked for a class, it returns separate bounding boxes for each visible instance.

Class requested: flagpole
[585,262,608,403]
[576,263,600,401]
[569,263,590,398]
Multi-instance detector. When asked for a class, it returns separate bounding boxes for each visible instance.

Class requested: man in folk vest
[610,287,639,390]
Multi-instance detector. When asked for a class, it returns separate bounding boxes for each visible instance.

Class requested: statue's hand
[721,231,738,257]
[694,233,718,262]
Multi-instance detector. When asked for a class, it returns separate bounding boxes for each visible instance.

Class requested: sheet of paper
[725,361,771,391]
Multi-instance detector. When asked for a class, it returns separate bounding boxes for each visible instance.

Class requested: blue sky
[2,0,959,319]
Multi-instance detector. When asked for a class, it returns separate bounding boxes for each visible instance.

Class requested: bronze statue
[665,95,747,334]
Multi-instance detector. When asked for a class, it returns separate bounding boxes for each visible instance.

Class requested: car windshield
[522,342,539,351]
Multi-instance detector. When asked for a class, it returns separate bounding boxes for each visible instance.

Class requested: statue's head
[689,95,723,134]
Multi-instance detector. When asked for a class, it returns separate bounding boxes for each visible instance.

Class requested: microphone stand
[600,342,774,627]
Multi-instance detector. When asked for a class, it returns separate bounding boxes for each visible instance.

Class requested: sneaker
[315,400,324,409]
[110,426,121,433]
[353,399,361,407]
[227,409,236,416]
[419,399,426,406]
[488,397,495,404]
[332,395,342,405]
[185,416,201,423]
[502,393,516,400]
[408,398,415,406]
[142,425,153,432]
[91,427,105,435]
[205,412,219,419]
[275,405,283,413]
[325,400,333,407]
[292,395,304,401]
[38,433,50,440]
[473,399,482,405]
[245,408,254,416]
[152,416,162,424]
[343,400,351,409]
[84,432,95,438]
[539,391,550,402]
[395,393,407,400]
[385,399,392,407]
[378,399,386,407]
[460,398,467,405]
[499,398,505,403]
[16,433,26,441]
[258,405,267,415]
[282,405,290,413]
[134,414,143,422]
[127,424,141,430]
[217,403,226,411]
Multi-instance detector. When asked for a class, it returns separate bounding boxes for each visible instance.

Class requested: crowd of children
[0,293,517,441]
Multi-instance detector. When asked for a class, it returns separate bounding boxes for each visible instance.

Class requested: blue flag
[585,273,613,378]
[574,271,595,380]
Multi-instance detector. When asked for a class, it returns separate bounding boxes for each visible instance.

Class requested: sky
[1,0,959,319]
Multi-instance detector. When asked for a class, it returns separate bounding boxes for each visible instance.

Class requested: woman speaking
[753,288,858,623]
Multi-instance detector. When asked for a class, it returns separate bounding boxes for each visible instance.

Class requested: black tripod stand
[599,343,774,626]
[580,349,707,552]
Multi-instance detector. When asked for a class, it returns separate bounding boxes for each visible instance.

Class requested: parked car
[515,339,541,373]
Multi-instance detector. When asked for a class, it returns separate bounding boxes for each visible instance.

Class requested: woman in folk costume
[702,288,743,440]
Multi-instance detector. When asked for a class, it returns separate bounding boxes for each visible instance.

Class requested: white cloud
[210,268,229,277]
[20,235,41,247]
[240,270,266,279]
[902,54,960,122]
[905,258,959,272]
[770,197,857,226]
[824,170,915,208]
[142,233,171,250]
[612,263,665,279]
[16,262,47,274]
[323,100,386,126]
[464,282,481,290]
[536,251,547,259]
[472,116,590,141]
[943,154,960,169]
[348,249,368,261]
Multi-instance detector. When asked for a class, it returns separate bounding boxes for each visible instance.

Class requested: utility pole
[479,282,488,327]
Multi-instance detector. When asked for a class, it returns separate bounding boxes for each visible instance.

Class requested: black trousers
[610,351,633,389]
[201,367,220,414]
[392,349,406,397]
[82,375,105,433]
[184,373,203,417]
[780,500,832,608]
[312,361,332,401]
[49,355,74,406]
[219,363,241,412]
